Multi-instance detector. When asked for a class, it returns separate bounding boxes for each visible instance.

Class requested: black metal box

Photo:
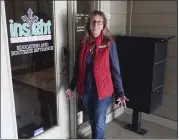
[115,35,174,114]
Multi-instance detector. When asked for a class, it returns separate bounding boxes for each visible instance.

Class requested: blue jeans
[82,93,112,139]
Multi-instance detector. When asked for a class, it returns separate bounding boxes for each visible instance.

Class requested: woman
[66,10,129,139]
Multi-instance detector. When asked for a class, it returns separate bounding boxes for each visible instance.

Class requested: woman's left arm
[109,40,125,97]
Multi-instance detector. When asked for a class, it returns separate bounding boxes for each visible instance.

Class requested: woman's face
[90,15,104,38]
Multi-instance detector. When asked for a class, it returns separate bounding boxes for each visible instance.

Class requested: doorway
[74,1,99,138]
[1,0,100,139]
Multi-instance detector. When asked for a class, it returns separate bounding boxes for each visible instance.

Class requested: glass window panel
[5,0,57,139]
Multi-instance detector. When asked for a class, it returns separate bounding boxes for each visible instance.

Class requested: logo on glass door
[9,8,52,43]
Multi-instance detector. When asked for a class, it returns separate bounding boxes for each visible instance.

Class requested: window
[5,0,57,138]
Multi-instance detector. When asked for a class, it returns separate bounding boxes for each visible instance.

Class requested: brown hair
[84,10,112,41]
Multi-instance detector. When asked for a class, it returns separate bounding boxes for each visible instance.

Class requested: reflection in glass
[5,0,57,139]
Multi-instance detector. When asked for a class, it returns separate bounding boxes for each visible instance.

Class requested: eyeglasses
[91,20,103,25]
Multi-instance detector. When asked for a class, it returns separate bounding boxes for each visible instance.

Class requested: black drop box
[114,34,174,114]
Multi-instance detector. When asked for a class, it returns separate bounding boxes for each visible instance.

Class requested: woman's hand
[116,96,129,108]
[65,89,75,100]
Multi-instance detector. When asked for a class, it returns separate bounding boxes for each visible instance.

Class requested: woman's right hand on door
[65,89,75,100]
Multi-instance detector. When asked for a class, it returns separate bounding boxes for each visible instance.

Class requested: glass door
[3,0,70,139]
[73,1,122,138]
[74,1,100,138]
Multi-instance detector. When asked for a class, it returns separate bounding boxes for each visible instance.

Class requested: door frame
[68,1,78,139]
[1,1,18,138]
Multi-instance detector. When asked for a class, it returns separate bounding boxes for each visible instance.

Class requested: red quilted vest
[76,34,114,100]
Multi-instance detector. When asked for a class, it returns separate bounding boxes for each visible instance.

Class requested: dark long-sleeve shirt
[69,41,125,97]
